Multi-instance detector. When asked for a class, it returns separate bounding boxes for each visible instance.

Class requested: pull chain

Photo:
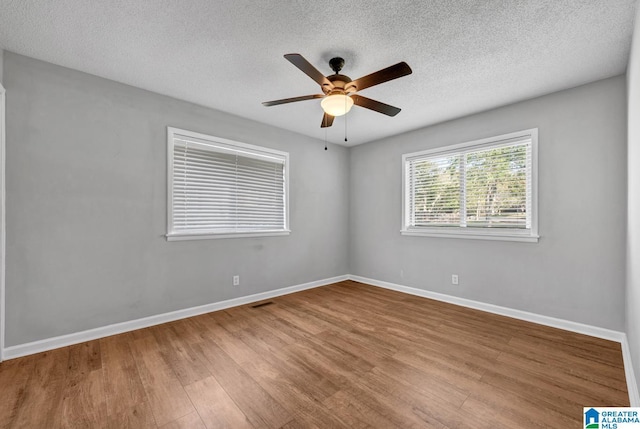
[344,97,348,142]
[324,126,328,151]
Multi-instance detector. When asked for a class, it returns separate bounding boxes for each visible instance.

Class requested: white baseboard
[2,275,348,360]
[621,336,640,406]
[348,274,639,405]
[348,275,625,341]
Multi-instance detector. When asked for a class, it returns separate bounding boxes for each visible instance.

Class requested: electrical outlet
[233,275,240,286]
[451,274,459,285]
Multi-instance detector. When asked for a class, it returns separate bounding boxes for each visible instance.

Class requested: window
[167,127,289,240]
[402,129,538,242]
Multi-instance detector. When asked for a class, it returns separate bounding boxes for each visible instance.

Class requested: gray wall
[0,49,4,84]
[4,52,350,346]
[2,49,631,350]
[350,76,627,331]
[627,2,640,398]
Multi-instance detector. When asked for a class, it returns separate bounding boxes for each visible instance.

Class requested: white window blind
[167,128,289,240]
[402,129,538,242]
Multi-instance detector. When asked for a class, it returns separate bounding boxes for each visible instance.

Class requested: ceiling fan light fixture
[321,94,354,117]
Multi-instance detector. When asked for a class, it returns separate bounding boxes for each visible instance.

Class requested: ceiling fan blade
[262,94,324,106]
[321,113,335,128]
[284,54,334,89]
[352,95,402,116]
[350,62,412,92]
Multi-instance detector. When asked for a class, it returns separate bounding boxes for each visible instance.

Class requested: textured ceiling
[0,0,637,146]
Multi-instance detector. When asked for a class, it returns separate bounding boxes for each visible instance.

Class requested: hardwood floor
[0,280,629,428]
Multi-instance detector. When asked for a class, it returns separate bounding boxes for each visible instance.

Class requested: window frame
[401,128,539,242]
[166,127,290,241]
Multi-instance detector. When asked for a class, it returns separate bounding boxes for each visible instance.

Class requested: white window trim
[166,127,290,241]
[401,128,539,243]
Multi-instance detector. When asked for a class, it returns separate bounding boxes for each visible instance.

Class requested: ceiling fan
[263,54,412,128]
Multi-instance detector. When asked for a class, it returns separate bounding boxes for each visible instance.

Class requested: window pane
[402,129,537,240]
[411,155,461,226]
[464,144,528,229]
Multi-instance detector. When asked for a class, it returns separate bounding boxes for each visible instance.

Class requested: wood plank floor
[0,280,629,428]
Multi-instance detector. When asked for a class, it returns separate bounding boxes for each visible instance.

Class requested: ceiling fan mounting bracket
[329,57,345,74]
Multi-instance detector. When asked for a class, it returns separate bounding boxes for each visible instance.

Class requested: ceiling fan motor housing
[324,74,356,95]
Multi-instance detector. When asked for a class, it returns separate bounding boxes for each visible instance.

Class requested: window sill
[401,229,539,243]
[166,230,291,241]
